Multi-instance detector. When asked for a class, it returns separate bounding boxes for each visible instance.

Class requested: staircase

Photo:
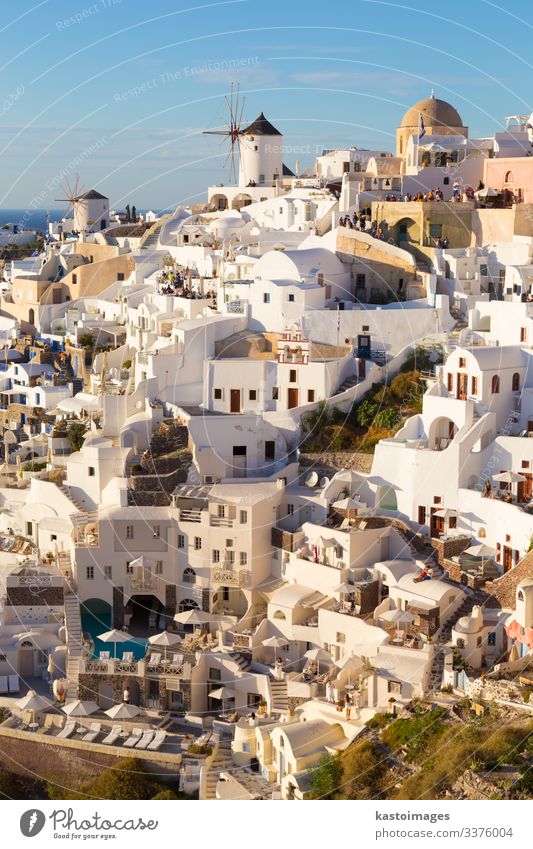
[229,651,252,672]
[203,738,233,800]
[334,374,359,395]
[428,589,490,692]
[140,219,164,251]
[64,592,83,701]
[270,678,289,712]
[59,484,86,513]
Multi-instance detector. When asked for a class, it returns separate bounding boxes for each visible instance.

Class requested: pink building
[484,157,533,204]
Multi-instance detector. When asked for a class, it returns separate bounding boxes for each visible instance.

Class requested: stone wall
[0,727,181,788]
[299,451,373,474]
[431,536,471,567]
[6,586,64,606]
[485,550,533,608]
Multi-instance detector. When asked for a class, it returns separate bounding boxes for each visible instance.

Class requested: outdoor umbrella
[334,581,355,594]
[465,543,498,558]
[262,635,288,663]
[98,628,131,659]
[475,186,499,198]
[433,508,459,519]
[14,689,52,728]
[148,630,182,659]
[62,699,99,717]
[380,609,415,627]
[492,471,525,491]
[305,647,333,674]
[104,701,142,732]
[332,497,359,510]
[209,686,238,714]
[174,609,214,626]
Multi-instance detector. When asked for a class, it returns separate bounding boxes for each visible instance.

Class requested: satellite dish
[305,471,318,488]
[320,476,330,488]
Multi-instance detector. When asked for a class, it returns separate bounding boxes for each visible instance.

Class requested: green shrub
[87,757,160,800]
[355,400,378,428]
[122,359,132,370]
[67,422,86,452]
[308,753,342,800]
[188,744,213,756]
[365,712,392,731]
[78,333,94,349]
[374,408,400,429]
[22,461,46,472]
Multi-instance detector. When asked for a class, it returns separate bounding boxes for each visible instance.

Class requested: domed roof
[400,94,464,129]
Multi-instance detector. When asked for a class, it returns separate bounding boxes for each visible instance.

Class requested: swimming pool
[81,605,147,661]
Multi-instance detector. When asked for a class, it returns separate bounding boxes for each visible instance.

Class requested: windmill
[55,174,84,225]
[203,83,249,183]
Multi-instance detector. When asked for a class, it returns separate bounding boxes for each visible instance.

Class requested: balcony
[79,657,191,679]
[126,572,165,595]
[209,515,234,528]
[179,508,202,523]
[211,568,250,588]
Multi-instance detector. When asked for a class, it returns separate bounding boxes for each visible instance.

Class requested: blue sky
[2,0,533,210]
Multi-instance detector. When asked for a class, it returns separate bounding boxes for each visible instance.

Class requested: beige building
[396,94,468,157]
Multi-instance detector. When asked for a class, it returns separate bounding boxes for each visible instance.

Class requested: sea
[0,208,160,233]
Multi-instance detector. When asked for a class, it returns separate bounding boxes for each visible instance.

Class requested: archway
[377,485,398,511]
[212,587,248,617]
[393,217,419,246]
[210,193,228,211]
[127,593,163,637]
[428,416,458,451]
[231,193,252,211]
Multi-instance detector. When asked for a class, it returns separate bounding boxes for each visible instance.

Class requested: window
[512,372,520,391]
[183,567,196,584]
[456,638,465,648]
[88,466,95,477]
[126,561,133,573]
[194,536,202,550]
[288,294,295,302]
[249,389,257,401]
[491,374,500,394]
[480,264,488,276]
[505,170,514,183]
[263,293,270,304]
[356,274,366,290]
[240,552,248,566]
[287,504,294,515]
[155,560,163,574]
[289,369,297,383]
[51,534,57,541]
[213,549,220,563]
[459,357,466,368]
[152,525,160,538]
[307,389,315,403]
[104,565,112,579]
[388,681,402,694]
[520,327,527,343]
[126,525,134,539]
[227,550,235,565]
[488,632,496,646]
[471,376,478,395]
[272,386,279,400]
[209,667,221,681]
[226,539,233,547]
[239,510,248,524]
[447,373,453,392]
[86,566,94,580]
[177,534,185,548]
[117,272,124,281]
[72,273,77,284]
[214,388,222,400]
[217,504,226,518]
[336,632,346,644]
[418,506,426,525]
[273,610,286,620]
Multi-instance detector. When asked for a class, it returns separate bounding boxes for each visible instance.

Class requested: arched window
[456,638,465,649]
[273,610,286,620]
[178,598,199,612]
[28,309,35,325]
[183,567,196,584]
[512,372,520,391]
[518,590,524,602]
[505,170,514,183]
[491,374,500,394]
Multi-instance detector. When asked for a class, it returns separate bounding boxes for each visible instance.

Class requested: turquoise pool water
[81,607,147,661]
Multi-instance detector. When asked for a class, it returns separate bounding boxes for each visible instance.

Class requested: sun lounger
[171,653,184,665]
[135,730,155,750]
[122,651,134,662]
[123,727,143,748]
[0,676,8,694]
[57,720,76,739]
[102,724,122,745]
[82,721,101,742]
[99,651,111,661]
[147,730,167,751]
[149,653,161,665]
[8,675,19,693]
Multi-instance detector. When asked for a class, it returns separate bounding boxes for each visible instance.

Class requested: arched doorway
[393,217,419,247]
[18,640,35,677]
[127,594,163,637]
[28,308,35,326]
[377,485,398,511]
[428,416,458,451]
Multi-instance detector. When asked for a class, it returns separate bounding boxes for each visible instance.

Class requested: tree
[308,753,342,799]
[78,333,94,350]
[87,758,160,800]
[67,422,87,452]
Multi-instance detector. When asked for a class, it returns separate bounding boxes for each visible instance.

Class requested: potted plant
[45,551,54,564]
[257,700,267,716]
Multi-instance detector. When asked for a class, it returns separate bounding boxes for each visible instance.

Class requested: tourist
[345,691,352,720]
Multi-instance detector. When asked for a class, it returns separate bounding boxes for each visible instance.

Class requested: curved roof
[242,112,282,136]
[400,95,464,129]
[80,189,108,200]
